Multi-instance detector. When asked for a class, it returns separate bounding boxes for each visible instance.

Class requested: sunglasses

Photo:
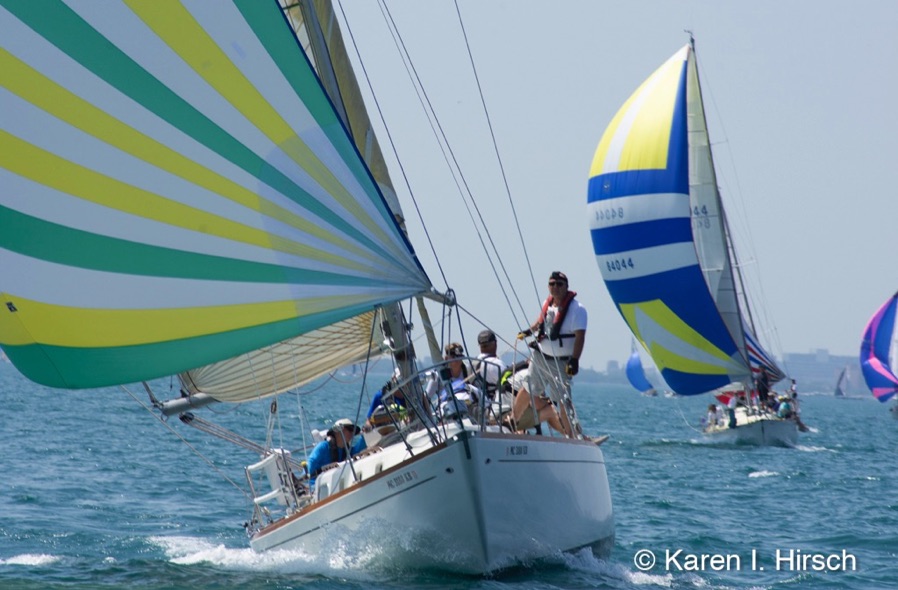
[548,281,567,286]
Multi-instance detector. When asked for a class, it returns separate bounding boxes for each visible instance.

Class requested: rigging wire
[333,0,448,287]
[450,0,539,316]
[694,45,788,376]
[121,385,250,499]
[340,0,532,331]
[372,2,493,283]
[379,0,530,327]
[675,400,707,435]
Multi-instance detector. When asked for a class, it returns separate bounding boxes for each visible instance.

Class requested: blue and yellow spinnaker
[587,43,780,395]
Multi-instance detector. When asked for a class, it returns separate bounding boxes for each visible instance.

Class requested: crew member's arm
[566,329,585,376]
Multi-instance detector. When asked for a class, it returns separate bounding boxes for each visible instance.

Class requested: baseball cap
[477,330,497,345]
[333,418,361,434]
[549,271,568,283]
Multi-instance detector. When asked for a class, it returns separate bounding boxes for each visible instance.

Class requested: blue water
[2,360,895,589]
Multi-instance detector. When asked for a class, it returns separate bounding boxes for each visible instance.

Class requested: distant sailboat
[587,37,797,446]
[625,340,657,396]
[834,367,847,398]
[860,291,898,418]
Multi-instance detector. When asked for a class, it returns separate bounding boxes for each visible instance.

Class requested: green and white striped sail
[180,0,412,402]
[0,0,431,391]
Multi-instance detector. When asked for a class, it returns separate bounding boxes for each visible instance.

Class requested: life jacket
[537,291,577,346]
[473,354,502,396]
[499,360,530,393]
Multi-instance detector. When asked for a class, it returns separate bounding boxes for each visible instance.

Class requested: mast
[686,40,752,379]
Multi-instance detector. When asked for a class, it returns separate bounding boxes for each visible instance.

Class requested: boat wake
[561,548,681,586]
[794,444,835,453]
[149,535,383,580]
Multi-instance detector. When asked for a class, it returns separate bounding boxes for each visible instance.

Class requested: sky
[336,0,898,371]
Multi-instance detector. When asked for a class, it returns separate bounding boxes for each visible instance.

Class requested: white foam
[561,548,675,587]
[0,553,60,566]
[794,444,834,453]
[748,470,779,478]
[148,535,381,580]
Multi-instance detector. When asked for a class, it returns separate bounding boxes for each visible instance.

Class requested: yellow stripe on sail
[0,130,375,273]
[126,1,403,259]
[647,341,732,376]
[620,299,737,372]
[0,48,380,269]
[590,50,684,177]
[0,293,377,347]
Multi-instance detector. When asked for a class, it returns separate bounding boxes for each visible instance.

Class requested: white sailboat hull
[705,409,798,447]
[250,425,613,573]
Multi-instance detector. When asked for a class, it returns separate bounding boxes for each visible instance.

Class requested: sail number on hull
[505,445,529,456]
[386,470,419,490]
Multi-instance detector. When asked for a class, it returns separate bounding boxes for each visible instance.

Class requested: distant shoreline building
[781,349,865,395]
[602,349,867,395]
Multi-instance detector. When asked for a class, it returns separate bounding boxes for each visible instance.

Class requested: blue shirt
[306,436,367,485]
[439,377,469,402]
[366,388,407,418]
[777,401,793,418]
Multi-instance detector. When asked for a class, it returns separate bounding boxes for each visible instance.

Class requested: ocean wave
[0,554,60,566]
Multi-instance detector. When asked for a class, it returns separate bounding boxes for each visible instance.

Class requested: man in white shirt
[473,329,509,419]
[512,271,587,437]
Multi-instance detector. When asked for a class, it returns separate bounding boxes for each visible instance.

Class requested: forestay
[0,1,430,390]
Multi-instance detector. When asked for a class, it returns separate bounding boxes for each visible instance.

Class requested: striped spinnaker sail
[0,1,431,390]
[860,291,898,402]
[587,43,781,396]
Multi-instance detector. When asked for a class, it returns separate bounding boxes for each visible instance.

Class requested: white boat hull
[705,409,798,447]
[250,425,613,573]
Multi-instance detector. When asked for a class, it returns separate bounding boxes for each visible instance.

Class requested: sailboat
[625,340,657,396]
[860,291,898,418]
[0,0,613,575]
[834,367,848,398]
[586,38,797,446]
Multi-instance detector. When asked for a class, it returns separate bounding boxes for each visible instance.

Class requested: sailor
[472,329,509,418]
[305,419,366,486]
[364,369,408,430]
[704,404,715,430]
[756,370,771,407]
[776,396,794,419]
[513,271,587,437]
[726,393,737,428]
[435,342,478,418]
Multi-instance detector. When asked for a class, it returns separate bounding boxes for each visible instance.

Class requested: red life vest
[537,291,577,345]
